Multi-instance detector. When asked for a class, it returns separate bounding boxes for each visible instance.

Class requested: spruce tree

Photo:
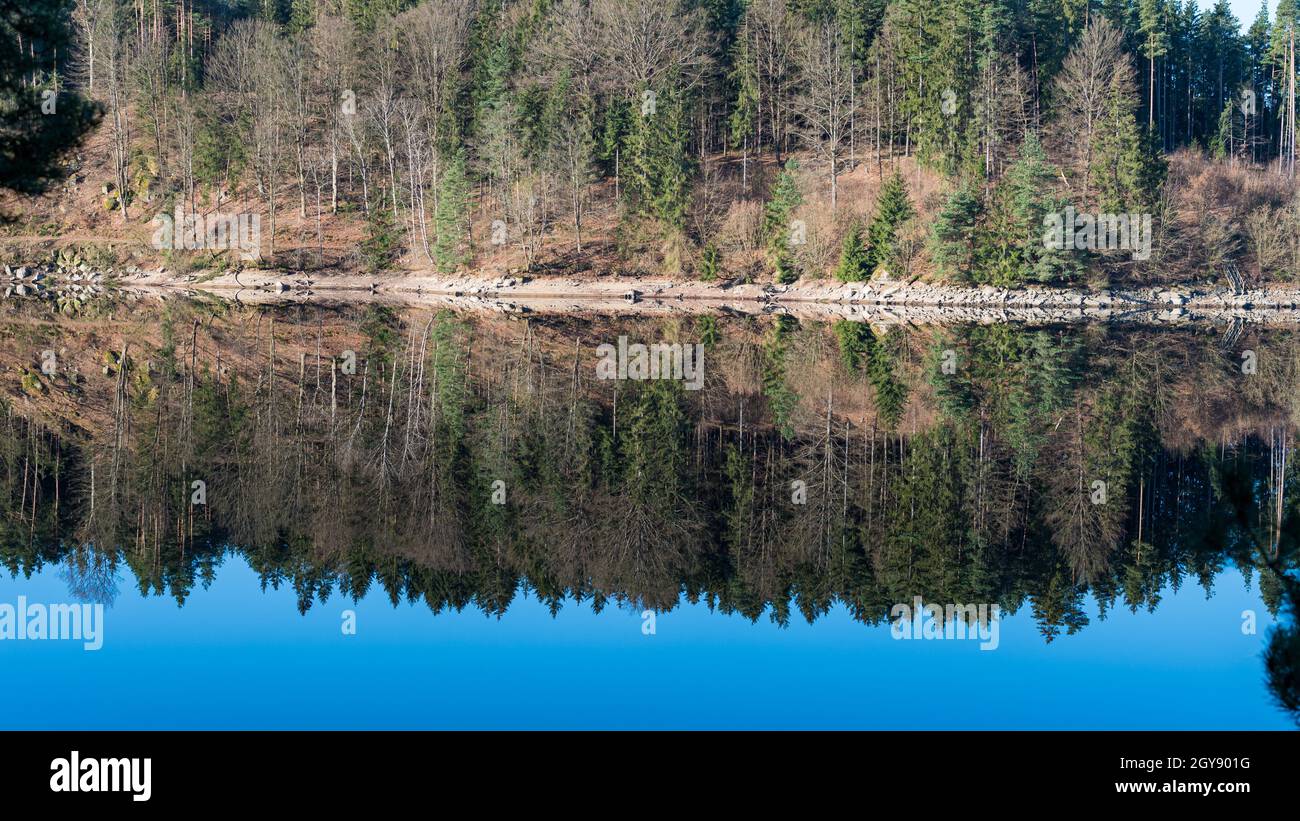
[625,87,693,228]
[1093,76,1163,211]
[864,173,914,275]
[699,243,721,281]
[774,248,801,284]
[361,198,402,274]
[1212,99,1235,159]
[762,159,803,248]
[0,0,95,194]
[983,132,1079,285]
[866,329,908,430]
[433,150,471,274]
[928,184,983,281]
[835,223,871,282]
[1138,0,1169,132]
[833,319,873,371]
[761,159,804,280]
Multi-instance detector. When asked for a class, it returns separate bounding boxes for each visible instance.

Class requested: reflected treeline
[1,305,1298,716]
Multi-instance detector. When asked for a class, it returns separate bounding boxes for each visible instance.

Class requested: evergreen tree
[1246,2,1273,158]
[0,0,95,193]
[361,197,402,273]
[864,173,914,275]
[929,184,983,280]
[763,159,803,247]
[983,133,1079,285]
[625,87,694,228]
[835,222,871,282]
[761,317,800,439]
[832,319,872,371]
[433,150,471,274]
[1138,0,1170,132]
[1093,71,1164,211]
[1212,98,1235,159]
[774,249,801,284]
[866,329,908,429]
[699,243,721,281]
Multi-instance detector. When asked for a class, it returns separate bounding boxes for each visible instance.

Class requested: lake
[0,296,1296,729]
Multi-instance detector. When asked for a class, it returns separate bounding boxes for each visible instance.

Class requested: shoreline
[9,262,1300,323]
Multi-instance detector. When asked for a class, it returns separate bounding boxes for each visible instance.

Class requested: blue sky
[0,555,1290,729]
[1226,0,1273,27]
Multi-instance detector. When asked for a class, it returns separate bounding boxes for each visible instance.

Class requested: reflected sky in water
[0,556,1287,729]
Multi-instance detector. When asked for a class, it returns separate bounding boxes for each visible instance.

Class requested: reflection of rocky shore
[12,262,1300,325]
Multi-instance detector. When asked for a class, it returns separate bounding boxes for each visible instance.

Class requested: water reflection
[1,300,1297,722]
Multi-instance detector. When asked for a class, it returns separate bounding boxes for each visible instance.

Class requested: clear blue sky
[1226,0,1273,28]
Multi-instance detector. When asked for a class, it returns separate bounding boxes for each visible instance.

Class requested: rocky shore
[7,260,1300,324]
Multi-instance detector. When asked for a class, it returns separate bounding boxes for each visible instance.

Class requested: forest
[6,0,1300,286]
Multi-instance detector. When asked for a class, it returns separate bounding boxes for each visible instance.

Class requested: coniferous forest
[5,0,1300,286]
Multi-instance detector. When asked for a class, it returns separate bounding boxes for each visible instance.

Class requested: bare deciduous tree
[1051,19,1130,201]
[794,19,856,211]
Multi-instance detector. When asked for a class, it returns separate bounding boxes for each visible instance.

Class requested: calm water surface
[0,301,1295,728]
